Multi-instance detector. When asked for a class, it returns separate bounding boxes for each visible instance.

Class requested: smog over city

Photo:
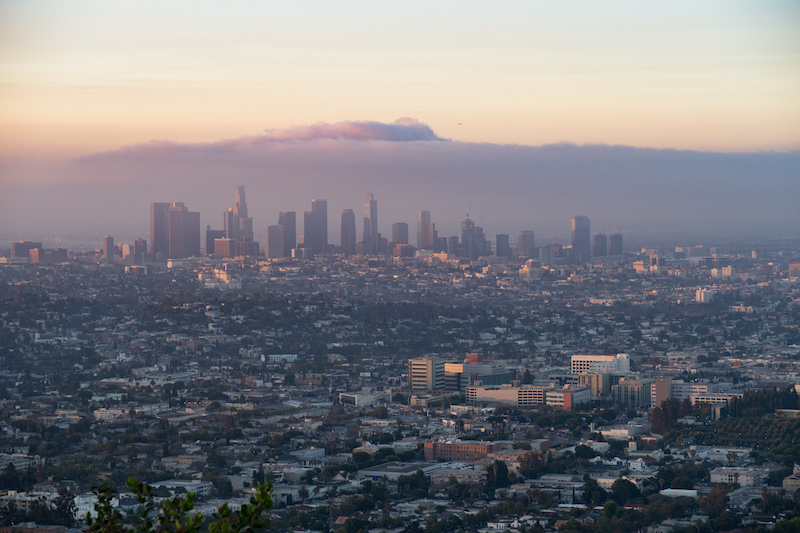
[1,2,800,532]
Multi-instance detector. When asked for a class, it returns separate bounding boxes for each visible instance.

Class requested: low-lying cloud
[87,118,445,160]
[1,118,798,246]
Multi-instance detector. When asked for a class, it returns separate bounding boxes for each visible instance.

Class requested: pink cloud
[86,118,445,160]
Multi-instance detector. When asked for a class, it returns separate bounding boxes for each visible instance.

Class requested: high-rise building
[518,231,535,258]
[221,186,254,256]
[184,211,201,257]
[278,212,296,257]
[303,199,328,254]
[103,236,114,263]
[265,225,284,258]
[223,208,239,241]
[392,222,409,245]
[461,218,475,258]
[408,357,445,392]
[312,199,327,253]
[609,233,623,256]
[571,216,591,263]
[150,203,171,256]
[234,185,248,218]
[151,202,200,260]
[612,378,653,409]
[11,241,42,261]
[496,234,511,259]
[132,238,147,264]
[539,244,557,266]
[362,193,378,254]
[133,238,147,256]
[417,211,431,249]
[168,203,187,258]
[593,233,608,257]
[341,209,356,256]
[205,227,226,255]
[213,238,236,258]
[447,236,459,254]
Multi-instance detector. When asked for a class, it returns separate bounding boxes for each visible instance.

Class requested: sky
[0,1,798,246]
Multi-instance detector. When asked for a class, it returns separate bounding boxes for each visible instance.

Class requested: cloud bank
[87,118,445,160]
[1,119,798,246]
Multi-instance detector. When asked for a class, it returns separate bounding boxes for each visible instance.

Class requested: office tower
[362,193,378,254]
[571,215,591,263]
[408,357,445,392]
[312,199,327,253]
[133,238,147,256]
[278,212,297,257]
[168,204,187,258]
[150,202,200,259]
[496,234,511,259]
[31,248,67,265]
[220,187,255,255]
[423,223,438,251]
[303,199,328,254]
[417,210,431,249]
[213,238,236,258]
[11,241,42,261]
[303,211,315,254]
[132,238,147,264]
[609,233,623,255]
[223,208,239,240]
[517,231,535,258]
[593,233,608,257]
[103,236,114,263]
[234,185,247,218]
[341,209,356,256]
[447,236,459,254]
[539,244,557,266]
[461,217,479,259]
[233,186,253,242]
[205,227,225,255]
[392,222,409,245]
[612,378,653,409]
[184,211,201,257]
[150,203,171,256]
[265,225,284,258]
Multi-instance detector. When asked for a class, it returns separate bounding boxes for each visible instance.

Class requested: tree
[518,451,542,479]
[86,478,272,533]
[583,479,607,507]
[610,478,640,505]
[486,460,510,489]
[699,485,729,519]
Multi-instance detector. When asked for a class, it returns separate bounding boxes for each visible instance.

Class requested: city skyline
[1,2,798,245]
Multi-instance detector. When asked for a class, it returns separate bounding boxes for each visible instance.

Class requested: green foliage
[610,478,641,506]
[649,398,694,434]
[665,415,800,464]
[85,478,272,533]
[726,387,800,417]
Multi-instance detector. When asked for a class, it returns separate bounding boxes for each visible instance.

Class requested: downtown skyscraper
[303,199,328,254]
[571,215,591,264]
[341,209,356,257]
[362,193,378,254]
[150,202,200,259]
[222,186,256,256]
[278,211,296,257]
[417,210,437,251]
